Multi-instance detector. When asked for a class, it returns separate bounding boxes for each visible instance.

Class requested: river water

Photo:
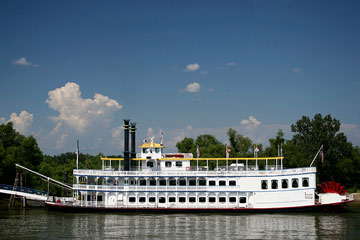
[0,203,359,239]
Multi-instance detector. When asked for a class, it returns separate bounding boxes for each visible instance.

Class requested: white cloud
[185,63,200,72]
[241,116,261,128]
[112,126,123,139]
[46,82,122,132]
[147,128,154,138]
[184,82,201,93]
[341,123,360,146]
[226,62,237,67]
[13,57,39,67]
[1,110,34,134]
[292,67,302,74]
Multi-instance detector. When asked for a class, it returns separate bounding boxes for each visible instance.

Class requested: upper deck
[74,166,316,178]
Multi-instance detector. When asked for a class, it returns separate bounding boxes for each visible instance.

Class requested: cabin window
[219,197,226,203]
[282,179,288,189]
[176,161,182,167]
[292,178,299,188]
[189,178,196,186]
[261,180,268,189]
[239,197,247,203]
[139,179,146,186]
[189,197,196,203]
[130,179,136,185]
[143,148,147,153]
[229,197,236,203]
[179,197,186,203]
[159,179,166,186]
[165,161,172,167]
[302,177,309,187]
[209,180,216,186]
[159,197,166,203]
[155,148,160,153]
[149,197,156,203]
[179,179,186,186]
[147,161,154,168]
[199,178,206,186]
[271,180,278,189]
[229,180,236,186]
[98,196,103,202]
[169,179,176,186]
[199,197,206,203]
[129,197,136,203]
[209,197,216,203]
[219,180,226,186]
[139,197,146,203]
[149,179,156,186]
[169,197,176,203]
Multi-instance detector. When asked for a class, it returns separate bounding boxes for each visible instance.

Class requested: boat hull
[45,200,353,213]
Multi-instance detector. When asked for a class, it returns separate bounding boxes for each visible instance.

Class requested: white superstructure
[69,138,320,210]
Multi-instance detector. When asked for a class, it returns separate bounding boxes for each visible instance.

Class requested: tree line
[0,113,359,195]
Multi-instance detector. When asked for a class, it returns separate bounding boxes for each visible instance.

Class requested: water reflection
[0,206,359,239]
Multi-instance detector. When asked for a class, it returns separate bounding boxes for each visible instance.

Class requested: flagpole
[310,145,323,167]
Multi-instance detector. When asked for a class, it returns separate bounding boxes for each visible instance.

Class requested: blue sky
[1,0,360,155]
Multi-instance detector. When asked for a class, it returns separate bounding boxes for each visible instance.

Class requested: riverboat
[45,120,354,212]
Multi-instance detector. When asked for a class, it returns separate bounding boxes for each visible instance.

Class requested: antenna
[160,131,164,145]
[76,140,79,169]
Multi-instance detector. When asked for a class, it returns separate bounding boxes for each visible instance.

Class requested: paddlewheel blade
[318,181,348,195]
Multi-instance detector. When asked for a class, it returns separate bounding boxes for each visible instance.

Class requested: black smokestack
[130,122,137,169]
[123,119,130,171]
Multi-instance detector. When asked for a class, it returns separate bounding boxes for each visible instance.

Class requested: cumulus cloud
[292,67,302,74]
[13,57,39,67]
[185,63,200,72]
[46,82,122,132]
[1,110,34,134]
[112,126,123,139]
[240,116,261,131]
[184,82,201,93]
[226,62,237,67]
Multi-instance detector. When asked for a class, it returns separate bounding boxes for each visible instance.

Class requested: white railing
[74,167,316,177]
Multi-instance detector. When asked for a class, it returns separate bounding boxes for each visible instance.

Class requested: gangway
[1,164,73,206]
[15,164,72,191]
[0,184,48,201]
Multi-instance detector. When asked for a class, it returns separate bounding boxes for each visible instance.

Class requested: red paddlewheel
[318,181,348,195]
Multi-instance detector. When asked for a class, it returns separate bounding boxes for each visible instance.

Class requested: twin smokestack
[123,119,136,171]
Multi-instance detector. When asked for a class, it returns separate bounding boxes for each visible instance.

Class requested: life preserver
[186,166,190,171]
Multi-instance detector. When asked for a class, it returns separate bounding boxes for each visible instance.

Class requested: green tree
[0,122,43,185]
[290,114,353,183]
[227,128,253,156]
[176,137,194,153]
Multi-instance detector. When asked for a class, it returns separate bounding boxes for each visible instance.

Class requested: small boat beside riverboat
[45,120,354,212]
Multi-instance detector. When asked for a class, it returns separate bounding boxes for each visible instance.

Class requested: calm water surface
[0,203,359,239]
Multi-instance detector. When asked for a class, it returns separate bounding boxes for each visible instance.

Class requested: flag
[226,145,231,159]
[320,146,325,163]
[254,146,260,153]
[197,145,200,158]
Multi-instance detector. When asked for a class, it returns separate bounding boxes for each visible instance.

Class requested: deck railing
[74,167,316,177]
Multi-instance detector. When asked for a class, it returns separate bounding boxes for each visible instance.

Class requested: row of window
[125,179,237,186]
[261,177,309,190]
[128,196,247,204]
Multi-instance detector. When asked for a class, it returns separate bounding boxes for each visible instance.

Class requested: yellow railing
[101,157,284,161]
